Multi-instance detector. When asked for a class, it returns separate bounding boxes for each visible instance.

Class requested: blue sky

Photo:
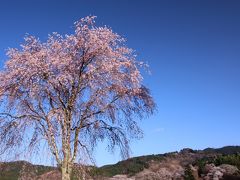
[0,0,240,166]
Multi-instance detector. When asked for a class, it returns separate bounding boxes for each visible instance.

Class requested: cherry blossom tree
[0,16,155,180]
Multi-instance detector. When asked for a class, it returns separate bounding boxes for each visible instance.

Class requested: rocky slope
[0,146,240,180]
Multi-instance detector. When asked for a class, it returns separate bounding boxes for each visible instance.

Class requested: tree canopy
[0,16,155,179]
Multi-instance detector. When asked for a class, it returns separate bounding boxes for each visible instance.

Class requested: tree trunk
[61,161,72,180]
[62,113,73,180]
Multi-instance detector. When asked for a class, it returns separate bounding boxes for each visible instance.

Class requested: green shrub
[194,154,240,177]
[184,165,195,180]
[214,154,240,169]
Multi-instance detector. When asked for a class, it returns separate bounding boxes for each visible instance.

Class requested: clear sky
[0,0,240,166]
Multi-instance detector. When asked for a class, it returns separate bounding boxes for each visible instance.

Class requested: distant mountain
[0,161,55,180]
[202,146,240,155]
[0,146,240,180]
